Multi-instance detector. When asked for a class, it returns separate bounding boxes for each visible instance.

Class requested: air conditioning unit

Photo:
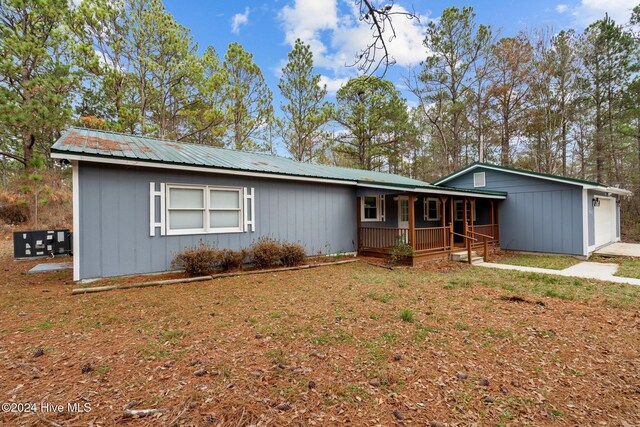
[13,229,72,259]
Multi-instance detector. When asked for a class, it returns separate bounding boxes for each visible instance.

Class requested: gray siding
[445,167,584,255]
[78,162,356,279]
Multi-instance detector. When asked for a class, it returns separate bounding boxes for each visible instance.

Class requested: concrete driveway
[594,242,640,258]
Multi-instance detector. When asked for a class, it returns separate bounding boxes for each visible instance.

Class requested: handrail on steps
[467,229,494,240]
[450,230,477,241]
[466,229,493,263]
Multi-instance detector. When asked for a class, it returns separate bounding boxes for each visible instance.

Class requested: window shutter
[380,195,385,221]
[243,187,255,232]
[149,182,166,236]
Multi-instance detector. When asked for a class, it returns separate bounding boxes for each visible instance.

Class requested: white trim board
[582,188,589,256]
[72,161,80,281]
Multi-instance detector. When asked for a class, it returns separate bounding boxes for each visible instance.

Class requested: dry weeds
[0,242,638,426]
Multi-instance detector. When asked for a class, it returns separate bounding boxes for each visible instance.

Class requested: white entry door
[398,197,409,228]
[397,196,409,244]
[594,197,615,248]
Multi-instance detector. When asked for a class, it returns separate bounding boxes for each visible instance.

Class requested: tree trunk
[637,117,640,186]
[561,119,567,176]
[501,112,510,166]
[23,130,35,170]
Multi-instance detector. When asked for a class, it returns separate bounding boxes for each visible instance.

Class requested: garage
[593,197,615,248]
[434,162,632,256]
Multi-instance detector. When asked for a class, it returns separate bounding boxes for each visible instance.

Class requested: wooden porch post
[463,198,468,236]
[490,200,495,240]
[470,199,475,235]
[464,198,471,264]
[495,201,500,241]
[439,196,448,250]
[408,194,416,250]
[356,196,362,251]
[449,197,454,248]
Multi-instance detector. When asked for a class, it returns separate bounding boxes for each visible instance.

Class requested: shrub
[216,248,245,272]
[279,242,306,266]
[249,237,282,268]
[171,243,219,276]
[389,242,414,265]
[0,204,29,224]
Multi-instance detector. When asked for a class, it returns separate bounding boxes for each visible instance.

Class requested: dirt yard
[1,243,639,426]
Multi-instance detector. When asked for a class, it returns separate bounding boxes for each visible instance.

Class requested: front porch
[356,193,501,265]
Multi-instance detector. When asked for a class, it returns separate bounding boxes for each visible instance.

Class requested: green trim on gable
[433,162,602,187]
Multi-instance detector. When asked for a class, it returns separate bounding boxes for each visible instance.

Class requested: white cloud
[278,0,429,75]
[231,7,250,34]
[279,0,338,64]
[556,4,568,13]
[570,0,634,25]
[319,75,350,95]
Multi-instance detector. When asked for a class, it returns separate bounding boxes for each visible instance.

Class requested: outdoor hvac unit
[13,229,72,259]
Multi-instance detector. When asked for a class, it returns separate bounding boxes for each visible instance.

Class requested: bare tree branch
[350,1,419,77]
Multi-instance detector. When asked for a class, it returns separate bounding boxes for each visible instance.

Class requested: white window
[424,198,441,221]
[474,172,486,188]
[361,195,384,222]
[454,200,477,222]
[167,186,205,233]
[166,184,243,235]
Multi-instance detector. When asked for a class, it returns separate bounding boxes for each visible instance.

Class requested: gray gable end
[441,166,585,255]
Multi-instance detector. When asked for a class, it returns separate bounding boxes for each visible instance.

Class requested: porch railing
[415,227,447,251]
[360,226,449,252]
[359,224,499,253]
[360,227,409,249]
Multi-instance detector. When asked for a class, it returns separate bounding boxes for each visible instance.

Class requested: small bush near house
[389,242,414,265]
[279,242,306,266]
[171,243,219,276]
[249,237,283,268]
[216,248,246,272]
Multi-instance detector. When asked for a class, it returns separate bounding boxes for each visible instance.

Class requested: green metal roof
[51,127,507,197]
[433,161,604,187]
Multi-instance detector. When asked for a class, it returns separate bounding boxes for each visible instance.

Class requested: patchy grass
[592,256,640,279]
[499,253,581,270]
[399,309,415,322]
[0,245,639,426]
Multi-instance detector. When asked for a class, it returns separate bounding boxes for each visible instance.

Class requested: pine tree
[222,42,273,151]
[278,39,330,162]
[0,0,77,168]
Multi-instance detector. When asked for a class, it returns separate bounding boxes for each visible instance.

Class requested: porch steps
[451,251,484,265]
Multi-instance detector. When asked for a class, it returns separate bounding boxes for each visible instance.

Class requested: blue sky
[163,0,635,106]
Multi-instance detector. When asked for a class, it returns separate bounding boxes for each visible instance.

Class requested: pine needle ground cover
[1,242,638,426]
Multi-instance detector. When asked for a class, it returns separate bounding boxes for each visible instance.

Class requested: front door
[398,196,409,229]
[397,196,409,244]
[453,200,465,245]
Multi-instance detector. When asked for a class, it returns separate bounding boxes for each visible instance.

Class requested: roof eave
[51,152,359,186]
[52,151,507,198]
[435,163,606,188]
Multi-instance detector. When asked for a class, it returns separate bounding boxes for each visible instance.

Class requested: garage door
[594,198,615,248]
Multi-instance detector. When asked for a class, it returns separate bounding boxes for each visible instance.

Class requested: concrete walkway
[478,261,640,286]
[594,242,640,257]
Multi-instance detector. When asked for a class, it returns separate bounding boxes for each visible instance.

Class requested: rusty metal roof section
[51,127,506,196]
